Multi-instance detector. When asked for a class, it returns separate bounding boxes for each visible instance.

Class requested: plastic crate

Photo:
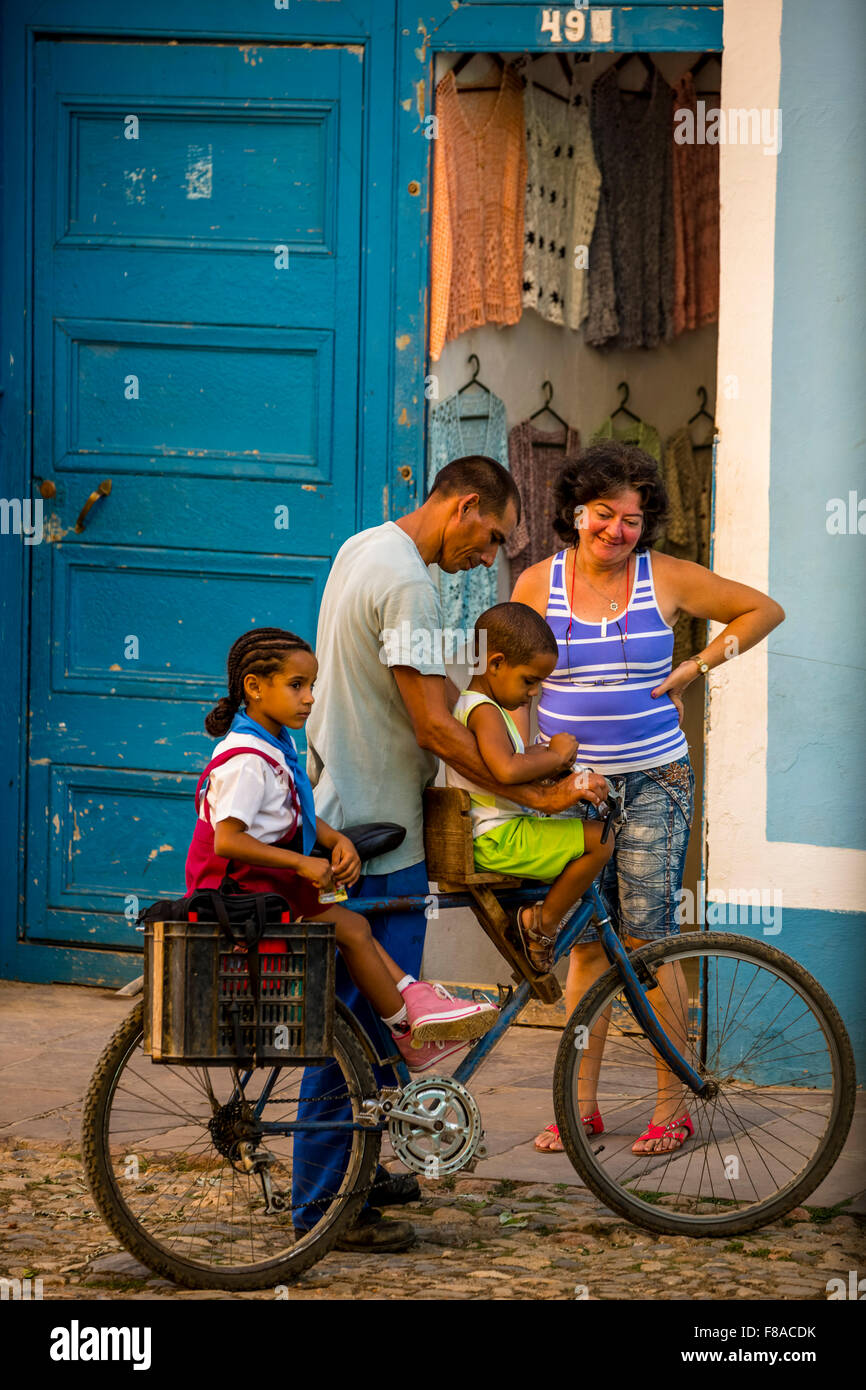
[143,919,336,1066]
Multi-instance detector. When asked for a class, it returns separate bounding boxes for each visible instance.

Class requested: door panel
[28,40,364,954]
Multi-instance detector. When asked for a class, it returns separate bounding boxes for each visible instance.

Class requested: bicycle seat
[311,822,406,863]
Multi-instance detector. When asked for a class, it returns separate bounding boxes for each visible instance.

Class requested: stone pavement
[0,979,863,1301]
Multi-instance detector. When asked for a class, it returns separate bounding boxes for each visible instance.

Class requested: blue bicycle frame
[249,881,708,1136]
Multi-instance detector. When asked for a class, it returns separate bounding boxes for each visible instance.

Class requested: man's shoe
[333,1207,415,1253]
[369,1169,421,1208]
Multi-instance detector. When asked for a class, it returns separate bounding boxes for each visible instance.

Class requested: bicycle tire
[82,1002,381,1291]
[553,932,856,1238]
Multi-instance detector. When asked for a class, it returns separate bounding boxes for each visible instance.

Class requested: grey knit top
[585,64,675,350]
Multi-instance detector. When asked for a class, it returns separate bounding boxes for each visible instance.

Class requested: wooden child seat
[423,787,561,1004]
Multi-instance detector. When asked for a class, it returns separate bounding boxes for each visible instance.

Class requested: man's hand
[533,771,608,813]
[330,834,361,887]
[547,732,580,769]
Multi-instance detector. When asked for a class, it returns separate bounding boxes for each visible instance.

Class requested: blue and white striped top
[537,548,688,775]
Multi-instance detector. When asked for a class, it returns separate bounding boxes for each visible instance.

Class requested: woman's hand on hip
[651,663,695,725]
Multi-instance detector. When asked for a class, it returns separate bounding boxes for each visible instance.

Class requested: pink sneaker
[402,981,498,1045]
[392,1031,469,1073]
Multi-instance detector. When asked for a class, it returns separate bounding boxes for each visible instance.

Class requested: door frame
[0,0,400,983]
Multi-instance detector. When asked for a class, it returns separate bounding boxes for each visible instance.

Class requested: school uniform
[184,710,321,920]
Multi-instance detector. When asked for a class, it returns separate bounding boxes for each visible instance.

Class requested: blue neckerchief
[228,709,317,855]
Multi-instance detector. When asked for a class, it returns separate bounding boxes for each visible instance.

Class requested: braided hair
[205,627,313,737]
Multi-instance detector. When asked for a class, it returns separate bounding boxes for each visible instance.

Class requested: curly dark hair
[205,627,313,737]
[552,440,669,551]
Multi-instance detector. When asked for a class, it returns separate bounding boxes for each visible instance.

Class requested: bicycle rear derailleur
[361,1078,487,1178]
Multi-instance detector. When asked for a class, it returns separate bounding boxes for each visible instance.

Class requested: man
[292,455,606,1251]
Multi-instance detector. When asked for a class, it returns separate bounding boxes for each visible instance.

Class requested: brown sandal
[514,902,556,974]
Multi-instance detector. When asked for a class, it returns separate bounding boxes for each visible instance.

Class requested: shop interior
[422,46,722,1001]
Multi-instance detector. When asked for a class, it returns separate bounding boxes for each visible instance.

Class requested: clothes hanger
[611,51,655,95]
[687,385,716,441]
[523,51,582,106]
[529,381,570,442]
[688,52,721,96]
[450,52,508,92]
[456,354,492,418]
[610,381,642,424]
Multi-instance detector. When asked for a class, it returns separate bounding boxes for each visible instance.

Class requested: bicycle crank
[384,1077,487,1178]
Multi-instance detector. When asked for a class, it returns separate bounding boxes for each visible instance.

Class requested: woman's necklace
[571,546,629,612]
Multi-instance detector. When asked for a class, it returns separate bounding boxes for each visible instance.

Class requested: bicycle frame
[247,880,708,1136]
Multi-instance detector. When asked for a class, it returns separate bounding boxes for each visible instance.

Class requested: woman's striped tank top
[537,548,689,775]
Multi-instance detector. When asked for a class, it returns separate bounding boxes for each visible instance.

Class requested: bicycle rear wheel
[82,1002,381,1290]
[553,932,855,1237]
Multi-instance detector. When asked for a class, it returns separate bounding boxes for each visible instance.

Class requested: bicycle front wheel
[82,1002,381,1291]
[553,932,856,1237]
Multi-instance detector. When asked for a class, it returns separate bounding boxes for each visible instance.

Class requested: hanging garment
[672,73,720,335]
[522,82,602,330]
[590,415,662,463]
[657,424,716,665]
[505,418,581,580]
[429,65,527,362]
[585,64,676,350]
[426,388,510,629]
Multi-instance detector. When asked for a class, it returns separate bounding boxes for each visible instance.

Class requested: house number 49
[541,8,613,45]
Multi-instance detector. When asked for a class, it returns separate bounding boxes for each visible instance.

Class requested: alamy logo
[0,497,43,545]
[0,1275,43,1299]
[49,1320,152,1371]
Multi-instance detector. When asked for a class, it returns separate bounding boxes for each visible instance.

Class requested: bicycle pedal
[634,958,659,990]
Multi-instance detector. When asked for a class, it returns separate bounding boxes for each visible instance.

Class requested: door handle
[74,478,112,532]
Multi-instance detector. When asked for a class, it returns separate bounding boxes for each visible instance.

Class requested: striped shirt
[538,548,688,775]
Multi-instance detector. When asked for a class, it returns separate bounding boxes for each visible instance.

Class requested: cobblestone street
[1,982,863,1302]
[2,1137,864,1301]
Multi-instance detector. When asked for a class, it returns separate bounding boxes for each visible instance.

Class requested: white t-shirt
[305,521,446,874]
[201,731,300,845]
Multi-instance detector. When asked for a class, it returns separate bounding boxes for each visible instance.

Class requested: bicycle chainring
[387,1077,485,1178]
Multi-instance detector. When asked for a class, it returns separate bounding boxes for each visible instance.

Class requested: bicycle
[82,788,856,1291]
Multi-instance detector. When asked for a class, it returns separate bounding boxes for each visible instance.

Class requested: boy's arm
[392,667,606,811]
[466,703,572,784]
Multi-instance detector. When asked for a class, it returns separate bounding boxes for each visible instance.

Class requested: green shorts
[473,815,585,881]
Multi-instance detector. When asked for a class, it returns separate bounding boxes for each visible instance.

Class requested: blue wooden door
[27,40,363,973]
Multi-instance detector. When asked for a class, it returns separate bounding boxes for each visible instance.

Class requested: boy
[446,602,612,972]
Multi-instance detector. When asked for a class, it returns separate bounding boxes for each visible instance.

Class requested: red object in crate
[210,909,296,997]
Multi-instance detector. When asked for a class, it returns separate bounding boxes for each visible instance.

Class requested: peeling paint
[395,334,411,350]
[382,485,389,522]
[301,484,317,492]
[52,814,60,834]
[416,79,426,123]
[398,407,409,426]
[401,98,412,111]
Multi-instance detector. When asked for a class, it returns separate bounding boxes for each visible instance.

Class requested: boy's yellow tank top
[446,690,527,838]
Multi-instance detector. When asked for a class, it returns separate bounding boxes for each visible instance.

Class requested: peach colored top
[429,65,527,361]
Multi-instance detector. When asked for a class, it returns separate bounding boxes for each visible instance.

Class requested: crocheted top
[426,387,510,630]
[656,422,715,665]
[585,64,675,350]
[429,65,527,361]
[505,418,582,580]
[589,415,661,463]
[522,83,602,330]
[672,73,720,334]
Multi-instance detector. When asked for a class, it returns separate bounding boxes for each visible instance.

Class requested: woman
[510,440,784,1155]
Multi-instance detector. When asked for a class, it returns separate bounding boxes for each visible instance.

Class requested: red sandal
[533,1111,604,1153]
[632,1112,693,1155]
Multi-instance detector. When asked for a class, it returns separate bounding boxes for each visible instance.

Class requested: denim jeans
[291,859,428,1232]
[560,755,695,943]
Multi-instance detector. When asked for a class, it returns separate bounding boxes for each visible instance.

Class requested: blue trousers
[291,859,428,1231]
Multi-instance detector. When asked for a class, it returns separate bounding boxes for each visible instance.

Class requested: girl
[186,627,497,1070]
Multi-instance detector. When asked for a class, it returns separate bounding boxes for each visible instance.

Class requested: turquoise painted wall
[767,0,866,851]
